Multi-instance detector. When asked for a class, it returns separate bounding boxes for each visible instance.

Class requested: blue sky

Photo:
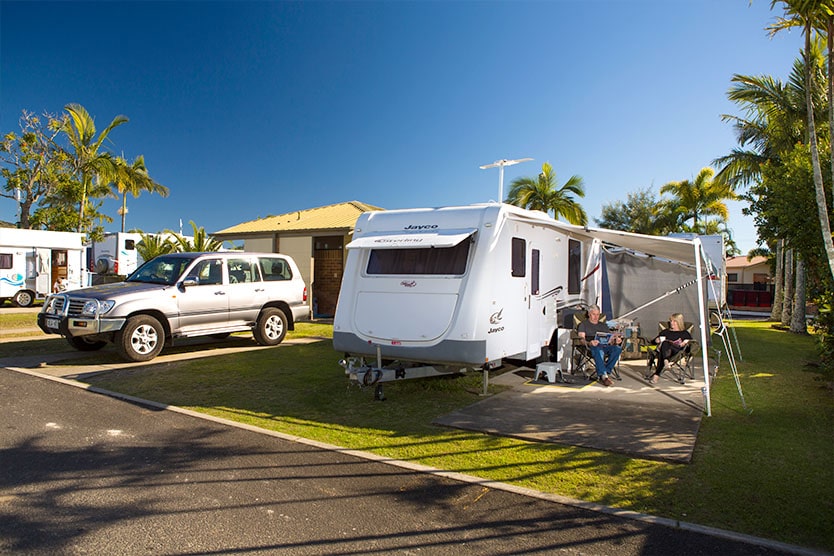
[0,1,802,253]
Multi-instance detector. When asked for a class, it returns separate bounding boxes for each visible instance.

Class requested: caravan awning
[346,229,477,250]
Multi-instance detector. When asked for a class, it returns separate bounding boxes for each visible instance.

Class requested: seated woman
[646,312,692,384]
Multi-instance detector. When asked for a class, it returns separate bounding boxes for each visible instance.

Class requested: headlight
[80,300,116,316]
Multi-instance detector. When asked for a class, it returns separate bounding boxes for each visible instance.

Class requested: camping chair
[645,321,699,384]
[569,310,622,382]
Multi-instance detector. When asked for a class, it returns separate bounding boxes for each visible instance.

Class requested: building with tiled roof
[725,255,772,309]
[213,201,383,318]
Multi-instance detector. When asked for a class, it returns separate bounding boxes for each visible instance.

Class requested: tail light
[113,260,119,274]
[303,286,307,302]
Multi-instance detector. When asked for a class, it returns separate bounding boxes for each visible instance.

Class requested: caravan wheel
[12,290,34,307]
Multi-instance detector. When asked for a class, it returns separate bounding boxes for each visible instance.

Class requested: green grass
[74,322,834,551]
[0,311,39,330]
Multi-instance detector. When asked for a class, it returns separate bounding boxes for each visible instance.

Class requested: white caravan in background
[87,232,143,277]
[333,204,600,388]
[0,228,85,307]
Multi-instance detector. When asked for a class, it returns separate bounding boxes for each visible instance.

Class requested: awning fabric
[346,229,477,250]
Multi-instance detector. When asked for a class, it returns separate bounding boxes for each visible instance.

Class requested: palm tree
[660,168,736,232]
[111,155,169,232]
[505,162,588,225]
[171,220,223,252]
[136,232,176,262]
[58,103,128,233]
[768,0,834,281]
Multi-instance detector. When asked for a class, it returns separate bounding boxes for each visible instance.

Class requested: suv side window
[259,257,292,281]
[191,259,224,285]
[228,258,256,284]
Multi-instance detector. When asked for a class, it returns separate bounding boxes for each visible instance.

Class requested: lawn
[53,321,834,551]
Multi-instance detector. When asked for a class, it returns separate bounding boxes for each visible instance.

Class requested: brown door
[313,237,344,317]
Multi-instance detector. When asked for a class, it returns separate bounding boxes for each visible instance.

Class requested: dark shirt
[653,329,692,344]
[578,319,612,342]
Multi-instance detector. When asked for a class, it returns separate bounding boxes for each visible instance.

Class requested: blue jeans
[590,344,622,377]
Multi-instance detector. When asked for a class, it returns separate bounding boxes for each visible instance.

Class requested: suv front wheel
[117,315,165,362]
[254,307,288,346]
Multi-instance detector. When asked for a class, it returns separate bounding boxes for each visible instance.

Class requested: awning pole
[695,238,712,416]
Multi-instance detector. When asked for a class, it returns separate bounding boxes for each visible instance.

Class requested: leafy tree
[171,220,222,252]
[136,232,176,261]
[58,103,128,233]
[110,155,169,232]
[0,111,68,228]
[505,162,587,225]
[768,0,834,281]
[660,167,737,233]
[595,188,679,234]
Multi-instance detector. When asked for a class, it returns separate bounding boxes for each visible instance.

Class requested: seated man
[577,304,622,387]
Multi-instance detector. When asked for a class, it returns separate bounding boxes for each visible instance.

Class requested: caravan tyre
[67,336,107,351]
[254,307,287,346]
[116,315,165,362]
[12,290,34,307]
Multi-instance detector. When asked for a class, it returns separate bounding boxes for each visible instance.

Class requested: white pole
[695,238,712,416]
[479,158,533,203]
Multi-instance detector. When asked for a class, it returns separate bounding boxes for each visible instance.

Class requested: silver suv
[38,251,309,362]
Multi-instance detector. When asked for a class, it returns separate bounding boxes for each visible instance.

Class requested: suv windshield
[127,256,193,285]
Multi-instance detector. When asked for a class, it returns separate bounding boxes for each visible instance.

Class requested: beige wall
[243,237,274,253]
[728,261,770,284]
[279,236,313,289]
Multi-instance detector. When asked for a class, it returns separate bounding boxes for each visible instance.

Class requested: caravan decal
[404,224,438,230]
[0,273,24,287]
[536,285,563,300]
[400,280,417,288]
[488,308,504,334]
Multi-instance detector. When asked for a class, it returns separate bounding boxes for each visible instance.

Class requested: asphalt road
[1,368,812,556]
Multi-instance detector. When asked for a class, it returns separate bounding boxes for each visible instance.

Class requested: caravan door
[526,246,545,360]
[25,249,51,296]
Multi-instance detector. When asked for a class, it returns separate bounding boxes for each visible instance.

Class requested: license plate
[45,318,60,330]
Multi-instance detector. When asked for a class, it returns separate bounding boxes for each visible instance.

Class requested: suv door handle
[214,291,226,295]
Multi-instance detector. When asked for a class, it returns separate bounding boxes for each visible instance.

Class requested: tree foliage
[505,162,588,225]
[111,155,169,232]
[0,111,69,229]
[0,104,169,237]
[170,221,223,252]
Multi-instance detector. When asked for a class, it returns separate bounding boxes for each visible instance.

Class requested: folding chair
[569,310,621,382]
[644,321,699,384]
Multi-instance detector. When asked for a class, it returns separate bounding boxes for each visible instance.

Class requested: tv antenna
[479,158,533,202]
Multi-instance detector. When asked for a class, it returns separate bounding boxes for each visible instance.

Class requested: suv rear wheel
[117,315,165,362]
[253,307,287,346]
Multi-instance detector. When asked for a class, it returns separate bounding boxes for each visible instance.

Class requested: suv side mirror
[181,277,198,288]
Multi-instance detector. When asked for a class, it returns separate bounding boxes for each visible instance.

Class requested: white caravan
[87,232,143,277]
[0,228,85,307]
[333,204,599,387]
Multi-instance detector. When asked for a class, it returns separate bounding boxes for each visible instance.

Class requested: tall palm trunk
[829,15,834,210]
[771,239,784,321]
[782,248,795,327]
[802,21,834,281]
[791,257,808,334]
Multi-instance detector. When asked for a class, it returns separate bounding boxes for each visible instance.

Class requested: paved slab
[435,362,705,463]
[0,368,810,555]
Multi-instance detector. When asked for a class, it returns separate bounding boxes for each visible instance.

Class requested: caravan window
[511,238,525,277]
[0,253,11,269]
[367,242,470,275]
[568,239,581,294]
[531,249,540,294]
